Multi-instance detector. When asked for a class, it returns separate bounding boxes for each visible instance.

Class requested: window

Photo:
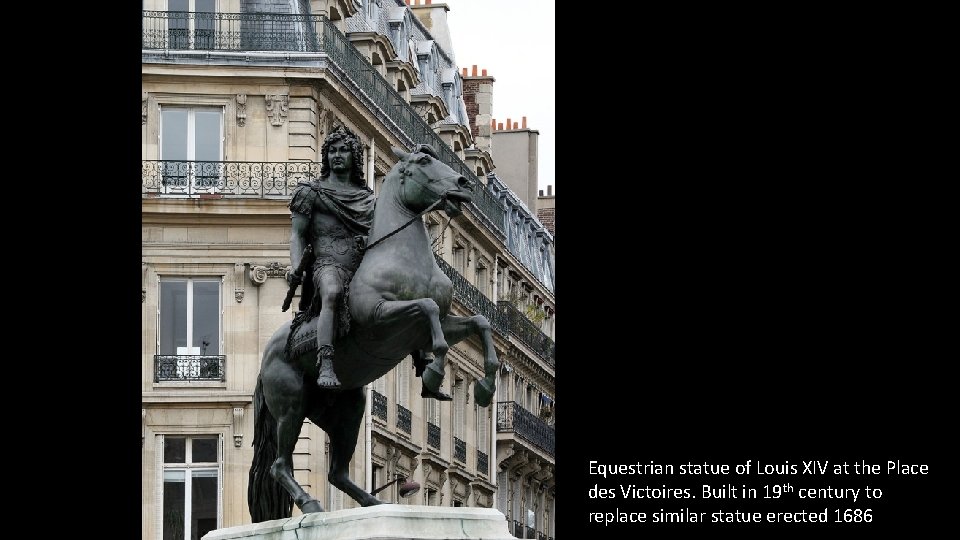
[160,106,224,194]
[161,435,221,540]
[451,244,465,273]
[168,0,216,50]
[453,379,465,440]
[158,278,222,381]
[476,403,489,452]
[475,260,488,296]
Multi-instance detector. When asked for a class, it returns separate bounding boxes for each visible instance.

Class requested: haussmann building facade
[141,1,555,538]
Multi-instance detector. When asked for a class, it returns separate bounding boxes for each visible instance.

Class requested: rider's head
[320,125,365,186]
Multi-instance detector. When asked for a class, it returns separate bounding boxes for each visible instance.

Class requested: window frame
[157,433,224,540]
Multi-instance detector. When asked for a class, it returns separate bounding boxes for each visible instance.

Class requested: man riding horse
[286,124,451,399]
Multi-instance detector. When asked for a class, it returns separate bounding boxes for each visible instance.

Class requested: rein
[361,194,448,253]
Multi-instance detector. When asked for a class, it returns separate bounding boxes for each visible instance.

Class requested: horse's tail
[247,376,293,522]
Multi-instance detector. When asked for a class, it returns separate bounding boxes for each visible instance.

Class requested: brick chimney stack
[461,65,495,153]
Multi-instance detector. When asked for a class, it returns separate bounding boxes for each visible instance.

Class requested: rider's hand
[286,270,303,287]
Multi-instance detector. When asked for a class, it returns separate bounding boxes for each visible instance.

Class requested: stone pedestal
[202,505,518,540]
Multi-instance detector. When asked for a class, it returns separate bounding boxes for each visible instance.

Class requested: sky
[441,0,556,195]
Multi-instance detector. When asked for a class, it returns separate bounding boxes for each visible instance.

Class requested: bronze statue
[286,125,375,389]
[248,139,501,522]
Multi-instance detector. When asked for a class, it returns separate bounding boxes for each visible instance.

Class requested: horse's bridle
[362,150,471,254]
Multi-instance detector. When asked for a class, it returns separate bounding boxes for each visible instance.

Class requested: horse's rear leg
[269,411,324,514]
[440,314,500,406]
[312,388,384,507]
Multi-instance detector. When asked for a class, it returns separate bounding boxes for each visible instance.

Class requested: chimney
[506,117,511,130]
[539,189,544,196]
[498,122,504,130]
[462,66,496,153]
[547,185,552,196]
[462,67,467,76]
[522,116,527,129]
[425,0,432,4]
[513,121,518,129]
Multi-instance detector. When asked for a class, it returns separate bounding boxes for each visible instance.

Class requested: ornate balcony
[154,355,225,382]
[427,422,440,450]
[142,10,506,233]
[498,302,555,368]
[497,401,554,459]
[396,404,412,434]
[477,450,489,476]
[372,390,387,421]
[434,255,505,334]
[142,160,315,198]
[453,437,466,463]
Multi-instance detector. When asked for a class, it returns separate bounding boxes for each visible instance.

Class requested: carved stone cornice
[250,262,291,285]
[236,94,247,127]
[265,94,289,126]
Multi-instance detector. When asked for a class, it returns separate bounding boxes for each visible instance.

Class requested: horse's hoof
[421,366,443,393]
[300,499,324,513]
[473,379,495,407]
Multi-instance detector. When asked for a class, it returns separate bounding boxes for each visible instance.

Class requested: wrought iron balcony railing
[512,521,523,537]
[397,404,412,434]
[453,437,466,463]
[427,422,441,450]
[477,450,489,476]
[497,401,555,458]
[143,160,316,198]
[142,11,506,233]
[154,355,225,382]
[526,527,536,539]
[498,302,555,368]
[434,255,505,335]
[372,390,387,421]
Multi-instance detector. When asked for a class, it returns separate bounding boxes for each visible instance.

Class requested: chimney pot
[462,67,467,76]
[506,117,511,129]
[481,68,488,76]
[471,65,478,76]
[498,122,504,130]
[426,0,432,4]
[513,122,518,129]
[522,116,527,129]
[548,185,552,196]
[539,189,544,196]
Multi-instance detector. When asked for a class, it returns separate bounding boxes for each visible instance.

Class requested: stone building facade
[141,1,555,539]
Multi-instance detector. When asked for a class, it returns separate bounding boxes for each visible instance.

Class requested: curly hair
[320,124,365,186]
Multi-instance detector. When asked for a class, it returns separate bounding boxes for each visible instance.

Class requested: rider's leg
[314,268,344,389]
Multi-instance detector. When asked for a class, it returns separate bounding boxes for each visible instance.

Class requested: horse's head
[390,144,473,217]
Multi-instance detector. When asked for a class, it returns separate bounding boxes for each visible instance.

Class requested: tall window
[160,106,223,194]
[168,0,216,50]
[475,261,488,297]
[453,379,465,440]
[159,278,221,357]
[476,403,489,453]
[162,435,221,540]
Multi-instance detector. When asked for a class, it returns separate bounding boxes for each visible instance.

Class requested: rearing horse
[248,144,500,522]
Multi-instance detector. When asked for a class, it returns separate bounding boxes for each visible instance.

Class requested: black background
[8,2,948,535]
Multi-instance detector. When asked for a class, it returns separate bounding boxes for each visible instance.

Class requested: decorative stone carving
[265,94,289,126]
[250,262,292,286]
[142,92,148,124]
[236,94,247,127]
[234,263,245,303]
[233,407,244,448]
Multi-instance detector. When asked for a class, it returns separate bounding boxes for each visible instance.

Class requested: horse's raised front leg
[373,298,449,394]
[312,388,384,507]
[440,314,500,407]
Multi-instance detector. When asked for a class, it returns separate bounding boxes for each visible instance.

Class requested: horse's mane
[412,144,439,159]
